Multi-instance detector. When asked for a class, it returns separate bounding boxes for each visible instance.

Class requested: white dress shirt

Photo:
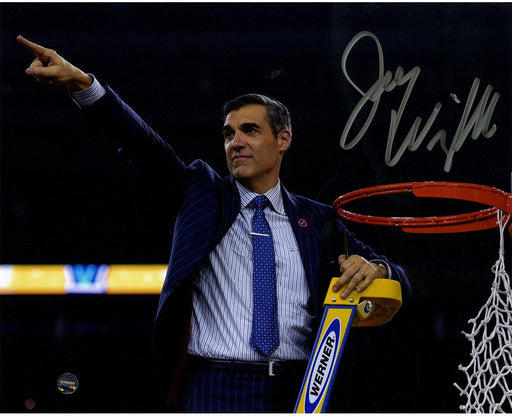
[187,181,312,361]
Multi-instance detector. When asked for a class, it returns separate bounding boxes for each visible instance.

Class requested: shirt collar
[236,180,286,215]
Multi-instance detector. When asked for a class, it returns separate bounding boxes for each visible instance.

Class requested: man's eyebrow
[240,122,260,131]
[222,122,260,133]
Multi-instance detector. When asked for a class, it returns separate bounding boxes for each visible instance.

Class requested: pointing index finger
[17,35,52,60]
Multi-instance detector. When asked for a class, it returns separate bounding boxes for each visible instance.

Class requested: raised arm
[17,35,92,92]
[17,35,197,211]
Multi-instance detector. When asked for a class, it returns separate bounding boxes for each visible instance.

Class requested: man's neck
[236,178,280,195]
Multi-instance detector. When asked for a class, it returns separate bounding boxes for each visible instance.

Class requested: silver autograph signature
[340,31,500,173]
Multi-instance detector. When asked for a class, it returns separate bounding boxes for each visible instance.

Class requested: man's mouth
[232,154,251,163]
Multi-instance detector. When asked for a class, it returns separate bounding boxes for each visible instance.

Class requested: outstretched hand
[17,35,92,92]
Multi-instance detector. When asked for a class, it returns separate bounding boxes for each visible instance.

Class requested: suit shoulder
[285,192,336,220]
[287,192,332,210]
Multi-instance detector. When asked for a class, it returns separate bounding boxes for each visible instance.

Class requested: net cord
[453,211,512,413]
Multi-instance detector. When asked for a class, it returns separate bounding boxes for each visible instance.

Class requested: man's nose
[232,132,246,148]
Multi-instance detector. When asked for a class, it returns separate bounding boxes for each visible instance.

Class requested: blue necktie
[249,195,279,357]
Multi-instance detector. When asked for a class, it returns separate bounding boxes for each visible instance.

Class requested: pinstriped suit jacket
[83,85,412,404]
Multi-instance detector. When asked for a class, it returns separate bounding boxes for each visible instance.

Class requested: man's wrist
[70,74,105,109]
[68,71,93,92]
[372,261,389,278]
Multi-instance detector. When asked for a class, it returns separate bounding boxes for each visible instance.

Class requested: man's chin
[230,167,251,181]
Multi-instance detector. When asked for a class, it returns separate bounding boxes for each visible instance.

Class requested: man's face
[223,104,291,194]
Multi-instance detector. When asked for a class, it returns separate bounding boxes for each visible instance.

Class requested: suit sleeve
[80,84,202,210]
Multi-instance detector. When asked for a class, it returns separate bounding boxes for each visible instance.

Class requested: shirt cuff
[70,74,106,109]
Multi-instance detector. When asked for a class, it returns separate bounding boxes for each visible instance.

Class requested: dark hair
[222,94,292,136]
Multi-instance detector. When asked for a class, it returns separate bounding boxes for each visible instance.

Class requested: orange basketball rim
[333,182,512,234]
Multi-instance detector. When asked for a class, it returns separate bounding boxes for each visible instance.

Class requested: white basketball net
[454,210,512,413]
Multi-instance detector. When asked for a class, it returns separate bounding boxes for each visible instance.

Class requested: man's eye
[223,131,233,140]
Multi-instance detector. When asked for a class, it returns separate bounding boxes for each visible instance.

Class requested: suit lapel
[157,172,240,318]
[214,176,241,247]
[282,187,322,314]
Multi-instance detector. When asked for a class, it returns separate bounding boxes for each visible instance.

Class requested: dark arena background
[1,3,511,413]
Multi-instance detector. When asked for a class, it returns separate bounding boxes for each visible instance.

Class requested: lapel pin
[298,218,309,228]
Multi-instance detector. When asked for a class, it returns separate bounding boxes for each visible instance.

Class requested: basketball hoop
[334,181,512,413]
[333,182,512,234]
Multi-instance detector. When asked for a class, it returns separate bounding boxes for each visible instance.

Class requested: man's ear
[277,129,292,153]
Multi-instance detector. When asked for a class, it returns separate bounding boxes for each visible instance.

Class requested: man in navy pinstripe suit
[19,36,412,413]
